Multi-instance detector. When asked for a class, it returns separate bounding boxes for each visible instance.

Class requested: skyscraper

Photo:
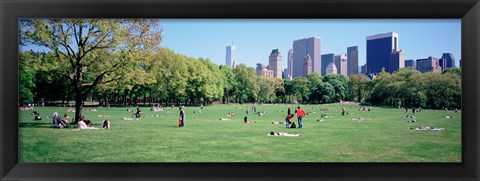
[321,53,335,76]
[361,64,367,74]
[287,49,293,78]
[366,32,399,74]
[389,49,405,73]
[335,53,347,76]
[292,37,321,78]
[416,56,442,73]
[439,53,456,69]
[269,49,282,79]
[303,53,312,77]
[347,46,359,76]
[226,45,236,68]
[405,59,417,70]
[283,68,289,79]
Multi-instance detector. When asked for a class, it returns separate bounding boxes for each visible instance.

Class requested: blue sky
[159,19,461,69]
[21,19,461,69]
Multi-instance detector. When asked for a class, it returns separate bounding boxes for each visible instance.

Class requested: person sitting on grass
[285,114,294,128]
[52,112,68,128]
[34,112,42,120]
[410,126,445,131]
[135,106,142,118]
[267,131,300,137]
[320,114,329,118]
[102,120,110,129]
[444,116,454,119]
[243,116,256,124]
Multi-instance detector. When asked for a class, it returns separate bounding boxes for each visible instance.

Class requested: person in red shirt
[296,106,305,128]
[285,113,294,128]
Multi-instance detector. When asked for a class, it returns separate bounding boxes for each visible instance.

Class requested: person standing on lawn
[179,106,185,127]
[296,106,306,128]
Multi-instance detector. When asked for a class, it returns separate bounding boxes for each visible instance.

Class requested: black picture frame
[1,0,479,180]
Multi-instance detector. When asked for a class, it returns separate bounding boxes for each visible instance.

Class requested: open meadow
[19,103,461,162]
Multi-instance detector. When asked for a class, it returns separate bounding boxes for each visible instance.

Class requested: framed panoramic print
[1,0,479,181]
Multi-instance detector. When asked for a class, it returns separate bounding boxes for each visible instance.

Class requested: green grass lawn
[18,103,461,162]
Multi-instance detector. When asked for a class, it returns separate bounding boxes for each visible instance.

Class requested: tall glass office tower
[226,45,236,68]
[292,37,321,78]
[321,53,335,76]
[347,46,359,76]
[366,32,399,73]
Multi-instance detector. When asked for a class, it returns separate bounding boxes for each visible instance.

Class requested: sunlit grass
[19,103,461,162]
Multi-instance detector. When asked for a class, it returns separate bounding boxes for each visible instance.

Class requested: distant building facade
[269,49,282,79]
[256,63,274,77]
[389,49,405,73]
[347,46,359,76]
[326,63,337,75]
[292,37,321,77]
[335,53,347,76]
[366,32,399,74]
[226,45,236,68]
[321,53,335,76]
[287,49,293,79]
[416,56,442,73]
[439,53,456,70]
[361,64,367,74]
[303,53,313,77]
[405,59,416,70]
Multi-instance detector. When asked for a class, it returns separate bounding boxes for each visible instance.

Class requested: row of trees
[19,19,461,123]
[21,47,461,110]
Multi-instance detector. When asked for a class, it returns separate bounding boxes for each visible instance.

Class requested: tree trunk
[73,68,83,124]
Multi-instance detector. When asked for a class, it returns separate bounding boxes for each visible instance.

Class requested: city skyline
[20,19,461,72]
[158,19,460,70]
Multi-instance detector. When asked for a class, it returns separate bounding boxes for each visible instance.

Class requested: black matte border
[1,0,479,181]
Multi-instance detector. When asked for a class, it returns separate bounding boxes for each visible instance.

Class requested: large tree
[21,19,162,123]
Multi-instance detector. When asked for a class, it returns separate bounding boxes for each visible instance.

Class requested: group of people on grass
[35,102,456,134]
[284,106,305,129]
[48,111,110,130]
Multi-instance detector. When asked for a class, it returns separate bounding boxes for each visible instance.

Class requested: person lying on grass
[268,131,300,137]
[317,118,327,122]
[406,120,416,123]
[243,116,256,124]
[410,126,445,131]
[351,118,368,121]
[272,121,286,124]
[219,117,231,121]
[121,117,139,120]
[78,119,98,130]
[444,116,454,119]
[405,115,416,118]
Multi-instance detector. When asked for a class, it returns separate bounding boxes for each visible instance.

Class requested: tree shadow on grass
[19,122,56,129]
